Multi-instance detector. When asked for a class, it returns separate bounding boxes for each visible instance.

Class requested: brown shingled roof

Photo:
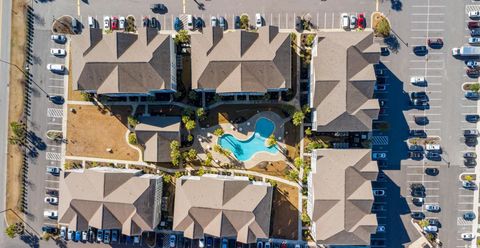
[71,28,174,94]
[310,31,380,132]
[190,26,291,93]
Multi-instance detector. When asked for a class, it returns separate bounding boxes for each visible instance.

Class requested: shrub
[196,108,206,120]
[375,17,391,37]
[187,134,193,142]
[174,30,190,44]
[292,111,305,126]
[185,120,196,131]
[266,134,277,147]
[305,34,315,47]
[213,128,224,136]
[80,92,93,101]
[294,157,304,169]
[127,116,139,127]
[240,15,249,29]
[470,83,480,92]
[128,133,137,145]
[305,127,312,136]
[287,170,299,181]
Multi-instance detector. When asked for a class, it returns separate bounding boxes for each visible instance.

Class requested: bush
[266,134,277,147]
[287,170,299,181]
[128,116,139,127]
[80,92,93,101]
[292,111,305,126]
[196,108,206,120]
[294,157,304,169]
[213,128,224,136]
[174,30,190,44]
[470,83,480,92]
[305,34,315,47]
[128,133,137,145]
[126,16,136,32]
[305,127,312,136]
[185,120,196,131]
[240,15,249,29]
[375,17,391,37]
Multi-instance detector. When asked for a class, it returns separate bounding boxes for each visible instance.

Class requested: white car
[82,231,88,241]
[376,225,386,233]
[119,16,125,29]
[187,14,194,30]
[255,13,262,28]
[425,144,440,151]
[373,189,385,196]
[44,196,58,205]
[341,13,349,29]
[51,34,66,43]
[469,37,480,45]
[350,15,357,29]
[67,229,74,240]
[46,166,61,174]
[50,48,66,56]
[461,233,475,240]
[44,210,58,219]
[410,76,426,85]
[469,11,480,18]
[46,64,65,72]
[425,204,440,212]
[211,16,217,27]
[103,16,110,30]
[423,225,438,233]
[372,152,387,160]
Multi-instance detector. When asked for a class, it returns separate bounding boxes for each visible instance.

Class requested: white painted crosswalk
[47,108,63,118]
[46,152,62,161]
[466,5,480,13]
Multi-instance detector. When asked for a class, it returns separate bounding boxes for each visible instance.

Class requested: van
[88,16,95,28]
[341,13,349,29]
[187,15,194,30]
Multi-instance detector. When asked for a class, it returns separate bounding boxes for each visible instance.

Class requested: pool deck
[192,111,289,169]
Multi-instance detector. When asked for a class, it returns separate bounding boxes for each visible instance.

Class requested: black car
[46,189,59,196]
[411,190,426,198]
[410,183,425,191]
[49,95,64,105]
[466,114,480,123]
[465,158,477,167]
[409,151,423,160]
[425,167,439,176]
[414,116,429,125]
[42,226,58,234]
[464,212,476,220]
[151,3,166,13]
[380,47,390,56]
[143,17,150,27]
[195,18,203,30]
[150,17,158,29]
[464,152,477,158]
[426,152,441,161]
[411,212,425,220]
[412,197,424,206]
[234,16,240,29]
[295,16,302,31]
[409,130,427,138]
[410,91,428,99]
[413,45,428,55]
[428,218,440,226]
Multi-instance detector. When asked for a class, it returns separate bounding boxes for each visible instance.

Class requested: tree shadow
[19,232,40,248]
[384,35,401,54]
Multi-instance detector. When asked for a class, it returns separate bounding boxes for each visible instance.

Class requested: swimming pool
[218,118,278,161]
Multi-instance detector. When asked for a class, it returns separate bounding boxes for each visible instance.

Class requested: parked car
[44,210,58,219]
[75,231,81,242]
[219,16,226,30]
[295,16,302,31]
[409,145,423,151]
[46,189,58,196]
[425,168,439,176]
[42,226,58,234]
[466,114,480,122]
[60,226,66,238]
[380,46,389,56]
[150,17,158,29]
[464,129,479,136]
[409,151,423,160]
[46,166,61,175]
[463,181,476,189]
[469,11,480,18]
[143,16,150,27]
[465,136,478,145]
[425,204,440,212]
[467,60,479,68]
[426,144,440,151]
[151,3,166,13]
[412,197,424,206]
[111,230,118,243]
[469,21,480,29]
[174,17,182,31]
[119,16,125,29]
[210,16,217,27]
[82,231,87,242]
[373,189,385,196]
[97,230,103,242]
[234,16,241,29]
[111,17,118,30]
[411,212,425,220]
[413,45,428,55]
[464,212,476,220]
[222,238,229,248]
[49,95,64,105]
[206,237,213,247]
[410,183,425,191]
[46,64,65,72]
[411,98,428,106]
[88,229,95,242]
[199,238,205,248]
[411,91,428,100]
[409,129,427,138]
[423,225,438,233]
[464,152,477,158]
[103,229,110,244]
[257,241,263,248]
[44,196,58,205]
[349,15,357,29]
[426,152,441,160]
[187,15,194,30]
[374,84,386,91]
[68,229,74,240]
[133,236,140,244]
[357,13,366,29]
[195,17,203,30]
[427,38,443,48]
[169,235,176,247]
[411,189,426,198]
[410,76,426,85]
[465,158,477,167]
[51,34,66,43]
[461,233,475,240]
[341,13,349,29]
[467,68,480,78]
[255,13,263,28]
[469,37,480,45]
[414,116,429,125]
[465,91,480,99]
[50,48,66,56]
[472,28,480,36]
[376,225,386,232]
[372,152,387,160]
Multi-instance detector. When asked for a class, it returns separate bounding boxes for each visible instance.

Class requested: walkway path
[64,155,300,188]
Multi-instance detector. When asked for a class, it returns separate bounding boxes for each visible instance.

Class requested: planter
[46,130,63,140]
[462,82,480,92]
[461,173,476,181]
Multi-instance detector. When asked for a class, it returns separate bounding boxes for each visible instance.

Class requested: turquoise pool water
[218,118,278,161]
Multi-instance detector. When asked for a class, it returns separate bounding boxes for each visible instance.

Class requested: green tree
[128,133,137,145]
[187,134,193,142]
[465,175,474,182]
[163,174,172,184]
[266,134,277,147]
[374,17,391,37]
[240,15,249,29]
[305,34,315,47]
[5,224,16,238]
[294,157,304,169]
[302,104,311,114]
[170,140,181,166]
[182,115,190,124]
[185,120,196,132]
[187,149,197,161]
[292,111,305,126]
[470,83,480,92]
[213,128,224,136]
[127,116,139,127]
[196,108,206,121]
[418,220,429,228]
[287,170,299,181]
[305,127,312,136]
[197,167,206,176]
[174,30,190,44]
[170,140,180,150]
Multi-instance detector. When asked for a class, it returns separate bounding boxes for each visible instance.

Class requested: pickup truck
[410,76,426,85]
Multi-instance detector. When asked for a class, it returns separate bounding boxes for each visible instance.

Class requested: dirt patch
[6,0,29,225]
[250,161,289,179]
[67,51,84,101]
[270,183,299,240]
[66,104,139,161]
[52,16,74,34]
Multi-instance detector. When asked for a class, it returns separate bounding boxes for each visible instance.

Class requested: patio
[192,111,289,169]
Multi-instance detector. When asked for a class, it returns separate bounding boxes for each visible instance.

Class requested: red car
[469,21,480,29]
[427,38,443,48]
[111,16,118,30]
[357,13,366,29]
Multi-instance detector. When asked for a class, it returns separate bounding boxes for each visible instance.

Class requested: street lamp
[0,59,50,99]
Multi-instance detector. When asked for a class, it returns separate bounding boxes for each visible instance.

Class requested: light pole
[0,59,50,99]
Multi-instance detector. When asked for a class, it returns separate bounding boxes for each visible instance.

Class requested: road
[374,0,477,247]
